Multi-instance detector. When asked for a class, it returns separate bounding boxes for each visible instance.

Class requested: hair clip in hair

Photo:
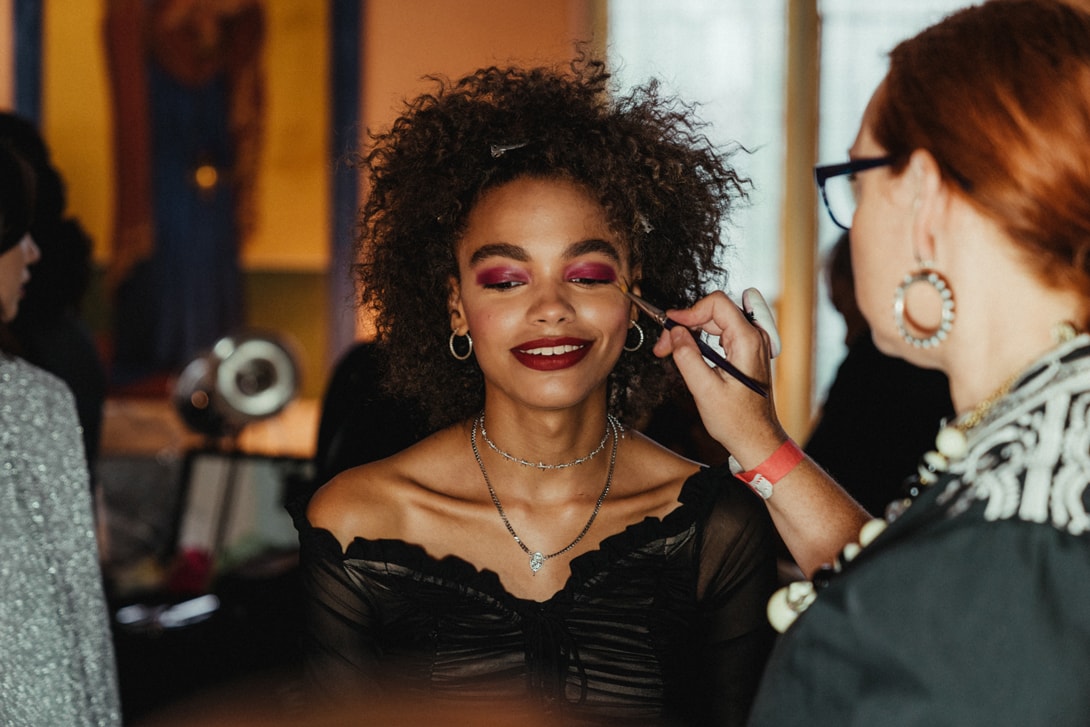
[490,141,529,158]
[637,214,654,234]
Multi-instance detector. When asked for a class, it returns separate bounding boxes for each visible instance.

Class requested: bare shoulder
[610,428,704,518]
[306,424,477,548]
[307,459,397,546]
[622,428,704,483]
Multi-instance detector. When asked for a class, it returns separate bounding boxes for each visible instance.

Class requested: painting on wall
[7,0,356,393]
[104,0,265,383]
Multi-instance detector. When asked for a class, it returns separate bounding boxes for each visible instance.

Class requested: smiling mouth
[511,339,592,371]
[516,343,586,356]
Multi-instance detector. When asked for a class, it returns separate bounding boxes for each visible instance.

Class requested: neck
[479,412,617,470]
[480,398,613,462]
[946,318,1078,416]
[923,208,1089,413]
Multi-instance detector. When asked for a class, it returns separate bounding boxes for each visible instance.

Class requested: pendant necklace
[470,413,621,573]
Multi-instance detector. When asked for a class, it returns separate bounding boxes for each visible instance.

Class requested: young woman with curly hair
[296,57,864,724]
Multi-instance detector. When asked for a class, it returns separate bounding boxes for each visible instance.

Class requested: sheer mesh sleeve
[689,475,778,725]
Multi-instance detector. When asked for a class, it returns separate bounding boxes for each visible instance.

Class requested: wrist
[734,438,804,500]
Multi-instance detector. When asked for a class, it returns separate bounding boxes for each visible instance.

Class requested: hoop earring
[892,269,955,349]
[623,320,644,352]
[449,331,473,360]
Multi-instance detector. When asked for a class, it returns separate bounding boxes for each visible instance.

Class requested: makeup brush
[620,285,770,398]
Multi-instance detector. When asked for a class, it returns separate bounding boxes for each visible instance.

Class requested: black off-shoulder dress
[292,466,776,726]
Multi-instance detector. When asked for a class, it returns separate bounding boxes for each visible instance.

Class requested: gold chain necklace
[921,323,1078,480]
[889,369,1024,522]
[470,414,620,573]
[930,371,1021,464]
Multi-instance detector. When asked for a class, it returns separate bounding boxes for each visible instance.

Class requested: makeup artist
[293,57,864,725]
[657,1,1090,723]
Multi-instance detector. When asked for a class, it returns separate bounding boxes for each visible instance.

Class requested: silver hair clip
[637,214,654,234]
[490,141,529,158]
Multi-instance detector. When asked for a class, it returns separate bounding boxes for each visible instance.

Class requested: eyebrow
[468,238,622,266]
[469,243,529,265]
[566,238,622,263]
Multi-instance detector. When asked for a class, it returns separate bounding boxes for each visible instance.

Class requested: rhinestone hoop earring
[892,269,955,348]
[449,331,473,360]
[623,320,645,352]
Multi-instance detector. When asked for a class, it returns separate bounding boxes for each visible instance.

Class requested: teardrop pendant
[529,552,545,573]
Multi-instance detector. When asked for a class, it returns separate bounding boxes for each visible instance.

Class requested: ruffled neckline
[292,465,726,607]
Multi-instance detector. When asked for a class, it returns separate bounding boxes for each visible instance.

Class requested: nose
[24,235,41,265]
[529,281,575,325]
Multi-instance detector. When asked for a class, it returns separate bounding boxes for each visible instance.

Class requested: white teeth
[520,344,583,356]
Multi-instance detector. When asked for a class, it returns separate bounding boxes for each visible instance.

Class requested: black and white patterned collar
[940,335,1090,535]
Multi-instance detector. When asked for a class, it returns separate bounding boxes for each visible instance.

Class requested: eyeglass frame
[813,156,895,231]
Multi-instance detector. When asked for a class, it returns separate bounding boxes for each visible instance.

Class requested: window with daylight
[609,0,969,431]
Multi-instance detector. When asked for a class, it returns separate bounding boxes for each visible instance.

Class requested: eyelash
[568,276,614,286]
[482,280,523,290]
[482,277,613,290]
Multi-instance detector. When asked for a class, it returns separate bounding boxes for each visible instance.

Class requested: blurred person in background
[0,142,121,726]
[1,112,108,491]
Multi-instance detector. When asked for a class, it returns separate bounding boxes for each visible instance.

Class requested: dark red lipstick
[511,337,592,371]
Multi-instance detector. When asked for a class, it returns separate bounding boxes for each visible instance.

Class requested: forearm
[654,293,871,576]
[726,425,870,577]
[755,457,870,576]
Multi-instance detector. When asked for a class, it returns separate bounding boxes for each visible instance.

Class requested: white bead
[842,542,862,562]
[921,449,949,472]
[935,425,969,460]
[767,580,816,633]
[917,450,949,485]
[858,518,888,548]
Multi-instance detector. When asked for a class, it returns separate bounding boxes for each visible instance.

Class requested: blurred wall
[4,0,600,399]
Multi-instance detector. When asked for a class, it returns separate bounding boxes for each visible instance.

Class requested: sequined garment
[1,355,121,726]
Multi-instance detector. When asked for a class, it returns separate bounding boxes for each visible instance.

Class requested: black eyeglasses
[814,156,894,230]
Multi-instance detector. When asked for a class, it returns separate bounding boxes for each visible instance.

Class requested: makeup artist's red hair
[871,0,1090,326]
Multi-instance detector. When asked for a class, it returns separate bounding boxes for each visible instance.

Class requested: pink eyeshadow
[475,266,529,286]
[565,262,617,281]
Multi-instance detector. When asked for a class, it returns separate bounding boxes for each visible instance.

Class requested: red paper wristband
[736,439,804,499]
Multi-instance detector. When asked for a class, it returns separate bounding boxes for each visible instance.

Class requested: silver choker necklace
[471,414,621,573]
[479,414,619,470]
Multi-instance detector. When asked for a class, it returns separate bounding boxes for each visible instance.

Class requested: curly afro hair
[356,56,749,432]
